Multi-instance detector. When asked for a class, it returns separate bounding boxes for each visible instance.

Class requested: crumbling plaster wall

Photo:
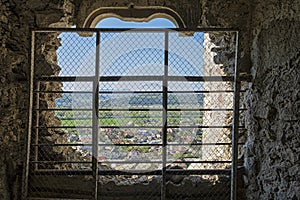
[0,0,299,199]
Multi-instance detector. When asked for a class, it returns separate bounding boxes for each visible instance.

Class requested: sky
[56,18,204,93]
[96,17,176,28]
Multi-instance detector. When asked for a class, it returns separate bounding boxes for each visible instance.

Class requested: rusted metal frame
[92,31,100,200]
[231,31,240,200]
[22,30,35,200]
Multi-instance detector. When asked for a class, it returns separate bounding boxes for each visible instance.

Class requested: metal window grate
[23,28,248,200]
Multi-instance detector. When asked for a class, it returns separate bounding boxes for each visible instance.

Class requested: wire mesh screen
[25,29,244,200]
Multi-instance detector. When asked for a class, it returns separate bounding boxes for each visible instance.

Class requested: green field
[57,110,203,127]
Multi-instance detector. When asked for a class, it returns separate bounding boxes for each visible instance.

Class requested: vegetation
[54,92,204,161]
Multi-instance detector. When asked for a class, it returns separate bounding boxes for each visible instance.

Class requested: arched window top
[82,6,186,28]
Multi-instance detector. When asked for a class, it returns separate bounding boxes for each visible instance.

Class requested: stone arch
[82,6,186,28]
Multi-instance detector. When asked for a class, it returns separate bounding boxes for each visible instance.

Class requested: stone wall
[188,33,234,173]
[1,0,300,199]
[1,1,34,198]
[0,0,74,198]
[243,1,300,199]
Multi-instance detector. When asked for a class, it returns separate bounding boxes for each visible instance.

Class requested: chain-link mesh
[26,29,245,200]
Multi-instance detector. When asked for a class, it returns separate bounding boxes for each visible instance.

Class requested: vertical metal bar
[231,31,240,200]
[34,81,40,171]
[22,30,35,200]
[161,30,169,200]
[92,31,100,200]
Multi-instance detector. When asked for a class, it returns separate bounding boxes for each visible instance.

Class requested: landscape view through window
[55,18,206,171]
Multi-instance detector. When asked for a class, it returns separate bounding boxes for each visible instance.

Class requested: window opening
[24,20,245,200]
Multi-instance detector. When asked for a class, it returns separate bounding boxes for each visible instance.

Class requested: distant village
[68,124,203,170]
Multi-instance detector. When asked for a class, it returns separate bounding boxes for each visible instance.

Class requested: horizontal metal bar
[34,125,245,129]
[99,160,162,164]
[34,126,245,130]
[165,169,231,175]
[31,170,93,175]
[100,160,233,164]
[36,108,246,112]
[36,76,94,82]
[35,108,92,111]
[168,125,231,129]
[99,125,244,129]
[99,108,162,111]
[31,169,231,176]
[34,126,93,129]
[168,108,233,111]
[59,118,92,120]
[32,143,162,147]
[167,142,244,146]
[30,160,232,164]
[99,91,162,94]
[30,161,91,164]
[169,90,234,93]
[168,108,245,111]
[168,76,234,82]
[35,75,251,82]
[32,143,92,147]
[100,90,247,94]
[99,125,162,129]
[172,90,246,93]
[34,91,93,94]
[99,76,163,81]
[32,142,245,147]
[170,160,232,164]
[28,198,87,200]
[33,90,247,95]
[98,143,162,146]
[32,27,239,33]
[98,108,245,112]
[176,75,251,82]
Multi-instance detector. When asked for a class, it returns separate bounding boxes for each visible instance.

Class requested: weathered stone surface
[0,0,73,198]
[244,2,300,198]
[1,0,300,199]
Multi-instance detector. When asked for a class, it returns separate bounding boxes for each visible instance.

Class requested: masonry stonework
[0,0,299,199]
